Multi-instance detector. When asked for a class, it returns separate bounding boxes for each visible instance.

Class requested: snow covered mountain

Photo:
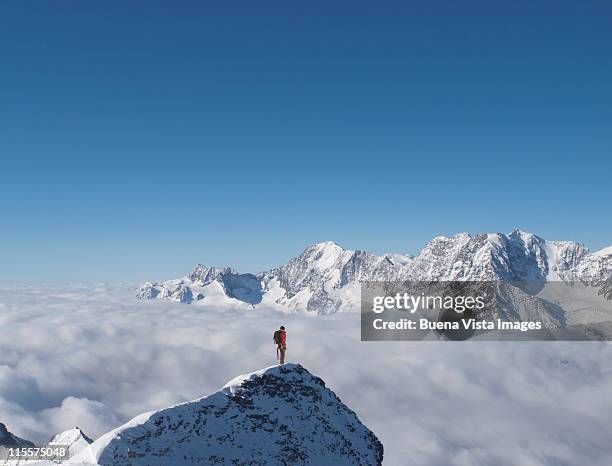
[138,230,611,315]
[138,265,263,306]
[47,427,93,459]
[257,241,411,313]
[137,240,412,313]
[409,230,611,282]
[67,364,383,466]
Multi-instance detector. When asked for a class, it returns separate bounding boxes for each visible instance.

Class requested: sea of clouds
[1,284,611,466]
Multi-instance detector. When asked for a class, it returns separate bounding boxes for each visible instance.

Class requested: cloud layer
[1,284,612,465]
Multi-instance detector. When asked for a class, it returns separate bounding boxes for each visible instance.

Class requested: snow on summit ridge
[47,427,93,459]
[138,232,611,314]
[68,364,383,466]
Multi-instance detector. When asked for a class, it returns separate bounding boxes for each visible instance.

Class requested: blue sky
[1,1,611,282]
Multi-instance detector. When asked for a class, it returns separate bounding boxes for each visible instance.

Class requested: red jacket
[279,330,286,347]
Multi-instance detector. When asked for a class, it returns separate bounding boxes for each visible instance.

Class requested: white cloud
[0,284,612,465]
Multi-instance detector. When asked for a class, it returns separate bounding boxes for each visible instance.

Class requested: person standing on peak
[273,326,287,364]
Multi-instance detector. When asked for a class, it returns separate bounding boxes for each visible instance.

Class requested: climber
[273,325,287,364]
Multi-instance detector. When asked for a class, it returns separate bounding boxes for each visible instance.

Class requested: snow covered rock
[258,241,407,314]
[47,427,93,458]
[188,265,234,286]
[70,364,383,466]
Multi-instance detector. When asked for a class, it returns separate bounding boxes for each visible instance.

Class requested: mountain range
[138,230,612,316]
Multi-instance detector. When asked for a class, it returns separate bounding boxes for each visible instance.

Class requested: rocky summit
[69,364,383,466]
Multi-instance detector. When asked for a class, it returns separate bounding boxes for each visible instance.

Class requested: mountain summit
[47,427,93,459]
[138,231,611,314]
[69,364,383,466]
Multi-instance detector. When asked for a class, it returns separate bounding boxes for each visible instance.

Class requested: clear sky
[1,1,611,283]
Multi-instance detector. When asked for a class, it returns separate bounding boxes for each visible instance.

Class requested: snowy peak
[263,242,353,297]
[410,232,488,280]
[259,242,406,313]
[309,240,344,252]
[70,364,383,466]
[305,241,346,267]
[48,427,93,458]
[137,262,261,306]
[0,422,34,448]
[188,264,234,286]
[508,228,541,242]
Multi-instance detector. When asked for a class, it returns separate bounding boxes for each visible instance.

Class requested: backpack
[273,330,282,345]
